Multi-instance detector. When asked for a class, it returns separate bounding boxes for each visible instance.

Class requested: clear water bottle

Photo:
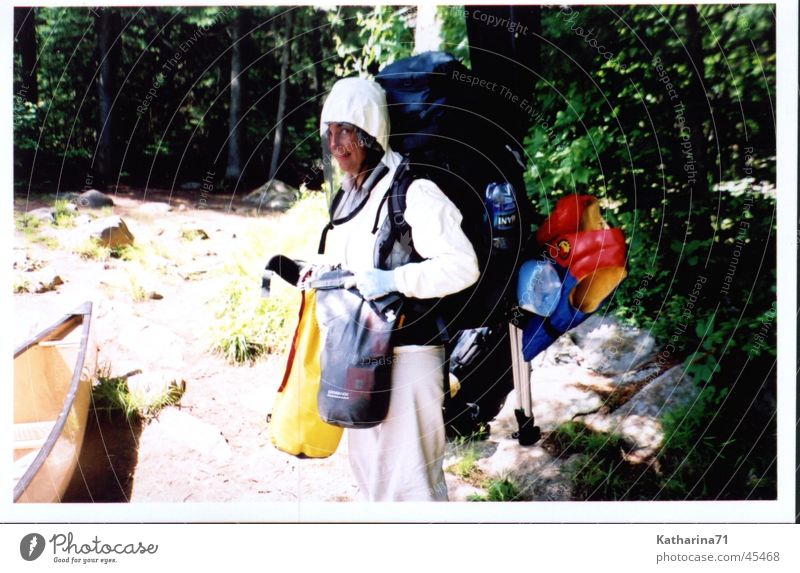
[517,259,562,316]
[484,182,518,251]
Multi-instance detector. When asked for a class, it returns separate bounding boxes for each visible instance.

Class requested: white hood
[320,77,390,153]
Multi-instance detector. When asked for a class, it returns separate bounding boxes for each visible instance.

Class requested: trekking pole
[509,323,541,446]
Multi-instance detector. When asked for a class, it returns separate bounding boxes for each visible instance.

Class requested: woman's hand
[353,268,397,300]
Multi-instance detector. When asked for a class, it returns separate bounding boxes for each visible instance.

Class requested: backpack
[443,324,514,439]
[374,51,536,333]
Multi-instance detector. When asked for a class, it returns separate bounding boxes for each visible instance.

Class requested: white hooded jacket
[319,77,479,301]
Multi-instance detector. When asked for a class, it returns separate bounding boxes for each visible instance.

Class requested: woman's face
[327,122,366,177]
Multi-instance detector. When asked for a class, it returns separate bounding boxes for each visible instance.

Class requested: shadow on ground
[63,410,143,502]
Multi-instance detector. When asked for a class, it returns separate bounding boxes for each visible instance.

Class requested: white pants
[347,345,448,501]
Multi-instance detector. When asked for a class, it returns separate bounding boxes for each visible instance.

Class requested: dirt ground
[14,188,363,504]
[17,187,537,507]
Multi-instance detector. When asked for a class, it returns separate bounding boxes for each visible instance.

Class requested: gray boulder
[25,267,65,293]
[569,314,656,376]
[27,207,55,223]
[242,180,299,211]
[583,365,697,462]
[77,189,114,208]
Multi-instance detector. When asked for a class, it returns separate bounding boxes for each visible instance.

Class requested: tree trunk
[268,11,294,182]
[96,9,120,188]
[14,7,38,104]
[225,10,243,182]
[414,4,443,53]
[466,6,540,148]
[310,17,324,117]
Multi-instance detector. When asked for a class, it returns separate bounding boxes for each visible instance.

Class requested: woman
[316,77,479,501]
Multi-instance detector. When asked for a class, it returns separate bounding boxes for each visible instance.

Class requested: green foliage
[525,12,776,502]
[468,477,521,502]
[438,6,470,65]
[545,421,653,501]
[92,363,185,420]
[15,212,42,234]
[75,239,111,260]
[656,386,732,498]
[448,449,479,480]
[208,192,325,364]
[327,5,414,78]
[52,199,76,227]
[209,275,297,364]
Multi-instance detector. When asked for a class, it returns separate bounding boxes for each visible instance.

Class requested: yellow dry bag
[268,289,343,458]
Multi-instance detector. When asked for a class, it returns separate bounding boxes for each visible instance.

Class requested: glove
[353,268,397,301]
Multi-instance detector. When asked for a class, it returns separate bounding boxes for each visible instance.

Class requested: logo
[20,533,46,561]
[557,239,571,257]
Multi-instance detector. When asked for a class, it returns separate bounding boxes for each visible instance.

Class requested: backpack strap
[318,163,390,255]
[372,157,418,264]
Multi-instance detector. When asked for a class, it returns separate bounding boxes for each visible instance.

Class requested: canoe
[13,302,94,503]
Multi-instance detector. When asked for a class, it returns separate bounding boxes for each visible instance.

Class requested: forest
[13,4,777,501]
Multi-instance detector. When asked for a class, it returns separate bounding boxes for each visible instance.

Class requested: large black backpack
[374,51,536,333]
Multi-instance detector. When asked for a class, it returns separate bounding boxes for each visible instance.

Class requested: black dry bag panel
[314,270,402,429]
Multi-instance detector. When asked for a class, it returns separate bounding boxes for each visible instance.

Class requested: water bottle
[484,182,518,251]
[517,259,562,316]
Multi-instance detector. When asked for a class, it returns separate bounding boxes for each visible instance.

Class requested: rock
[12,249,28,270]
[150,409,231,461]
[180,227,209,240]
[569,315,656,376]
[138,202,172,215]
[13,273,33,293]
[86,216,135,248]
[126,370,182,403]
[77,189,114,208]
[13,250,44,272]
[443,478,486,501]
[242,180,299,211]
[27,207,54,223]
[148,291,164,300]
[27,267,64,293]
[107,360,144,380]
[583,365,697,462]
[73,214,93,227]
[267,196,293,210]
[473,439,575,501]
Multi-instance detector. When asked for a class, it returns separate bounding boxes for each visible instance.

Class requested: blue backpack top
[374,51,536,332]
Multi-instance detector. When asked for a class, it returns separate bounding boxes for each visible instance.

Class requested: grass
[75,239,111,260]
[92,363,185,421]
[15,212,42,235]
[124,269,149,302]
[654,386,737,499]
[209,272,298,364]
[445,425,522,501]
[15,212,62,249]
[13,276,32,294]
[468,477,522,502]
[449,448,480,479]
[543,421,656,501]
[208,192,327,365]
[52,199,77,227]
